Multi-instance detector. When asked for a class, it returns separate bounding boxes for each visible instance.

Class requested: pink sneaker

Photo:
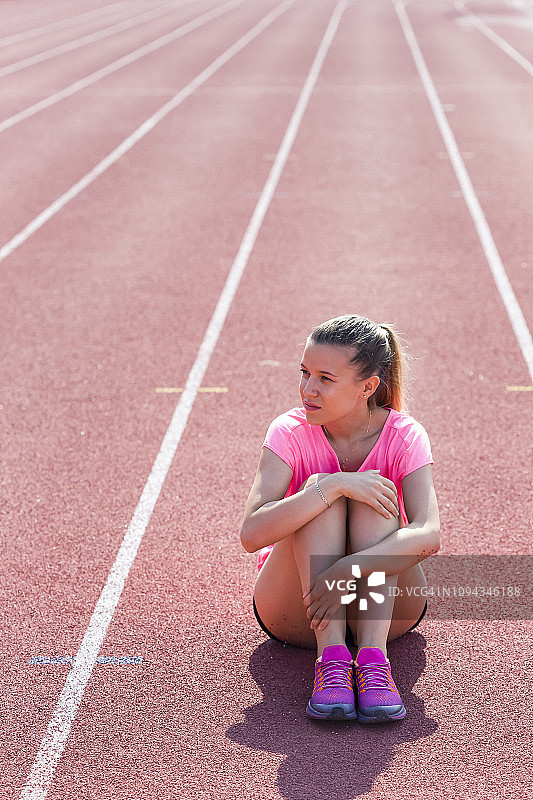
[306,644,357,720]
[354,647,406,723]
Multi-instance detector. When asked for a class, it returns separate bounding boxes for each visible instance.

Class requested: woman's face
[299,341,368,425]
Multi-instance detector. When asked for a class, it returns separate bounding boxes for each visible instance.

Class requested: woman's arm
[240,447,400,554]
[345,464,441,577]
[240,448,343,553]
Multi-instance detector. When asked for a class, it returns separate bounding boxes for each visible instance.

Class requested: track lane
[0,0,190,75]
[0,0,289,246]
[0,0,246,134]
[153,0,532,790]
[12,0,531,798]
[19,5,346,794]
[0,1,138,50]
[1,0,531,797]
[0,0,221,121]
[0,0,129,36]
[75,0,532,796]
[405,0,533,359]
[0,0,339,793]
[456,0,533,65]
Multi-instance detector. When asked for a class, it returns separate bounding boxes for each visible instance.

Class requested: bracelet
[315,478,331,508]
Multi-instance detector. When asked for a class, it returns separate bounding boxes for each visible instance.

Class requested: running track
[1,0,532,797]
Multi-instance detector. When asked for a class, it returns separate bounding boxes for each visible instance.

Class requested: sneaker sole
[306,701,357,721]
[357,705,406,723]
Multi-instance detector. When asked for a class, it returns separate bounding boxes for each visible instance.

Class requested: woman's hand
[340,470,399,518]
[302,558,353,631]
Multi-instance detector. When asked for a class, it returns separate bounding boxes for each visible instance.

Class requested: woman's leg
[345,502,426,723]
[346,501,427,651]
[252,483,426,653]
[253,474,348,655]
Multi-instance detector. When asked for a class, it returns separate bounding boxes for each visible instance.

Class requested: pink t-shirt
[257,406,434,570]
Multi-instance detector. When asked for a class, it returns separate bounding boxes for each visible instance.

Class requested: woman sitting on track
[240,314,440,723]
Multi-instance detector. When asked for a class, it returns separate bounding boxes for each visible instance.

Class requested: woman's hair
[308,314,408,411]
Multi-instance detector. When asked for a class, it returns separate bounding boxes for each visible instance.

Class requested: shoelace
[355,662,395,693]
[316,659,353,690]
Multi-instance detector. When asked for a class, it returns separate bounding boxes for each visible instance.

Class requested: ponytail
[373,324,407,412]
[308,315,409,412]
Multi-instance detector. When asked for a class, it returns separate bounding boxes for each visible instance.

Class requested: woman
[240,315,440,723]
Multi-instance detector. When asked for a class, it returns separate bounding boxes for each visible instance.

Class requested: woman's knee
[348,498,400,552]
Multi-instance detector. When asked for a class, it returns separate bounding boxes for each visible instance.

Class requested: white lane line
[0,0,243,134]
[0,1,131,48]
[394,0,533,383]
[155,386,229,392]
[0,0,293,266]
[0,0,186,78]
[454,0,533,77]
[0,0,78,29]
[18,3,347,796]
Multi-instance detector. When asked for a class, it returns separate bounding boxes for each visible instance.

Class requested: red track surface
[1,0,531,798]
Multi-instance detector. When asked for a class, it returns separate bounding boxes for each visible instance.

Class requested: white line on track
[19,2,347,795]
[454,0,533,77]
[0,0,81,29]
[394,0,533,382]
[0,1,131,48]
[0,0,185,78]
[0,0,291,266]
[0,0,243,134]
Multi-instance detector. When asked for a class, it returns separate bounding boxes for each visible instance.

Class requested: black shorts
[252,596,428,647]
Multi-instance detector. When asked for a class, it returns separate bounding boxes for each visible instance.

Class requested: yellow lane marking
[506,386,533,391]
[155,387,228,393]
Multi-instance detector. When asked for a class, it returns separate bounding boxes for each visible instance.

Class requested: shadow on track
[227,631,437,799]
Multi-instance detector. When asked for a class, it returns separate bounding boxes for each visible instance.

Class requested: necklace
[323,409,372,471]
